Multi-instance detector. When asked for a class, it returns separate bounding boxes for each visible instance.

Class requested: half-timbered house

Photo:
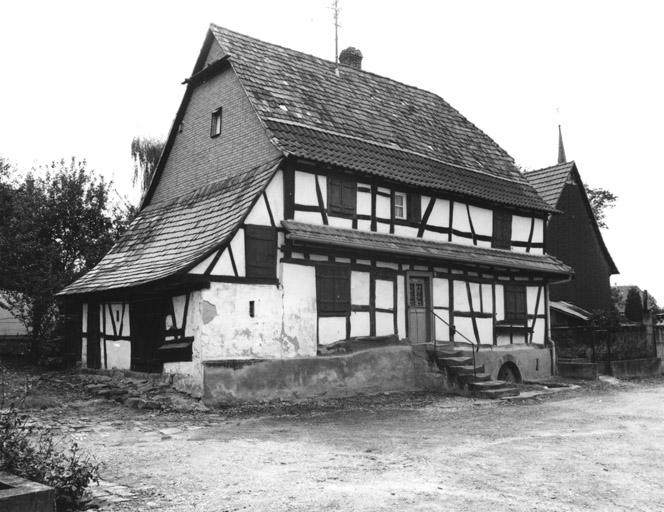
[59,25,572,401]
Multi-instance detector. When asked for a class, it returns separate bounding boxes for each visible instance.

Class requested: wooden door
[130,298,166,373]
[86,302,101,369]
[407,276,431,343]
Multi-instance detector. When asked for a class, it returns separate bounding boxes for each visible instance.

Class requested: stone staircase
[428,344,520,399]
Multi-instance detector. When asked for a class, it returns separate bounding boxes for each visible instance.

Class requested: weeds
[0,407,100,511]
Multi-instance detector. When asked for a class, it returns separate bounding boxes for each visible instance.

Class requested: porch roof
[282,220,573,277]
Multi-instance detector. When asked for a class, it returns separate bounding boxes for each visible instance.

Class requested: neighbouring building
[525,128,618,317]
[58,25,572,401]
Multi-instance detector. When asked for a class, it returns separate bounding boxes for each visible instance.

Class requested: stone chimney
[339,47,363,70]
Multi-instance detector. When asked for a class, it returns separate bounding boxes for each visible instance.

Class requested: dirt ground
[3,341,664,511]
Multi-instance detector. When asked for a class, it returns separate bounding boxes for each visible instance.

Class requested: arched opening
[497,361,522,384]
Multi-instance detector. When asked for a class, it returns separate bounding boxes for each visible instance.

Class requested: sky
[1,0,662,302]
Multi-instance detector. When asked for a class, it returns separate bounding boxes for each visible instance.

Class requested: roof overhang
[283,220,573,278]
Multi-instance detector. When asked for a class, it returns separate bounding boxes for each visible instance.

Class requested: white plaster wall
[376,194,391,220]
[433,278,449,308]
[495,284,505,321]
[230,229,246,277]
[512,215,533,243]
[294,210,324,224]
[189,251,216,274]
[454,317,476,344]
[318,316,346,345]
[316,174,327,208]
[430,198,450,229]
[468,282,481,311]
[105,340,131,369]
[476,317,493,344]
[294,171,317,206]
[527,286,543,316]
[453,202,471,233]
[351,271,370,305]
[350,311,370,337]
[469,205,493,236]
[103,303,129,337]
[244,190,272,226]
[424,230,449,242]
[375,312,393,336]
[357,219,371,231]
[393,225,419,238]
[453,280,469,311]
[481,284,494,314]
[327,216,353,229]
[266,170,284,222]
[357,187,371,216]
[376,262,399,270]
[375,279,394,309]
[396,275,406,338]
[433,308,450,342]
[197,270,317,360]
[212,249,236,276]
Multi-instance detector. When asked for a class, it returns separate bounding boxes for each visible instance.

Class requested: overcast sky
[1,0,662,302]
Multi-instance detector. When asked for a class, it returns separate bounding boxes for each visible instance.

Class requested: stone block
[0,471,55,512]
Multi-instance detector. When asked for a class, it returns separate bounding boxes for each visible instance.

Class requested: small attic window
[210,107,222,137]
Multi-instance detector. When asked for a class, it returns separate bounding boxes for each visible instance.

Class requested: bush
[0,407,100,511]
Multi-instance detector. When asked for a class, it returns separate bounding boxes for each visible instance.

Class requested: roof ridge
[526,161,576,175]
[266,118,529,186]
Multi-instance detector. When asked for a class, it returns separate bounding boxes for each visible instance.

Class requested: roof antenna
[330,0,341,76]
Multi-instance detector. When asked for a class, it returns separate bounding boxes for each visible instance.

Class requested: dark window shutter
[316,266,350,314]
[407,193,421,222]
[493,209,512,249]
[328,175,355,216]
[245,225,277,278]
[504,285,527,324]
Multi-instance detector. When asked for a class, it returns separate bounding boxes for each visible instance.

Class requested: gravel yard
[3,341,664,511]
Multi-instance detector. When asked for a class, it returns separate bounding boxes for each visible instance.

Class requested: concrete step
[467,380,510,392]
[457,372,492,384]
[436,356,473,366]
[446,364,485,375]
[476,387,520,399]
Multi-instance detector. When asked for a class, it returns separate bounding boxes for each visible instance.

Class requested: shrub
[0,407,100,511]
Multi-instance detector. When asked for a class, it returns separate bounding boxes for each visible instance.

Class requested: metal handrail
[425,307,478,382]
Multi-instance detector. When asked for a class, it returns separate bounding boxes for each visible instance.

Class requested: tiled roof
[59,160,281,296]
[267,120,551,211]
[524,162,574,208]
[282,220,573,277]
[550,301,591,321]
[209,25,552,212]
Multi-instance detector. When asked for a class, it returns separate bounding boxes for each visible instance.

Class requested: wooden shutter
[407,193,421,222]
[316,266,350,314]
[492,209,512,249]
[245,225,277,278]
[328,175,355,216]
[504,285,527,324]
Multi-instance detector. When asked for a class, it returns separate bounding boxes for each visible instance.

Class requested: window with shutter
[316,266,351,315]
[504,285,527,324]
[328,175,356,217]
[407,193,421,222]
[245,225,277,279]
[492,209,512,249]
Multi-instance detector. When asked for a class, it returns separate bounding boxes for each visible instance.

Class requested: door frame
[405,271,434,343]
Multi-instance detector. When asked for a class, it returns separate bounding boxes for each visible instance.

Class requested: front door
[407,275,431,343]
[86,302,101,369]
[130,298,166,373]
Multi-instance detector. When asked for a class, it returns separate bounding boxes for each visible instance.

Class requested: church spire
[558,124,567,164]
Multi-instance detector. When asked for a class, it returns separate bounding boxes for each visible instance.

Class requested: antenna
[330,0,340,76]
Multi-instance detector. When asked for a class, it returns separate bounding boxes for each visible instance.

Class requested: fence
[553,324,657,362]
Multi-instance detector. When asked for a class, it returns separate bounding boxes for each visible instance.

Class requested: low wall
[474,345,553,381]
[203,345,415,406]
[0,472,54,512]
[609,357,661,378]
[557,361,599,380]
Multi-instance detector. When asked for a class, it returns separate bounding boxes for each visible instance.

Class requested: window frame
[315,265,351,316]
[394,192,406,220]
[210,107,222,138]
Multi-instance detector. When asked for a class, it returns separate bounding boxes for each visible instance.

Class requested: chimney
[339,47,363,70]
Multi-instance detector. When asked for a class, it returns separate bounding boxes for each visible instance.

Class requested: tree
[131,136,165,198]
[624,286,643,323]
[0,158,130,359]
[584,185,617,230]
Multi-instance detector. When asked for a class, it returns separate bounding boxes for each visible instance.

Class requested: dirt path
[43,378,664,511]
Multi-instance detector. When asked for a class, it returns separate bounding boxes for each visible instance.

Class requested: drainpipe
[549,338,556,376]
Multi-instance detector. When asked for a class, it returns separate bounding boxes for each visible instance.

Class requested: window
[316,266,351,315]
[492,209,512,249]
[394,192,406,219]
[393,192,421,222]
[504,285,527,324]
[327,175,356,216]
[210,107,222,137]
[245,225,277,279]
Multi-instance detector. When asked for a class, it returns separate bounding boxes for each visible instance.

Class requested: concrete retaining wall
[0,472,54,512]
[203,345,415,406]
[609,358,661,378]
[557,361,599,380]
[474,345,553,381]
